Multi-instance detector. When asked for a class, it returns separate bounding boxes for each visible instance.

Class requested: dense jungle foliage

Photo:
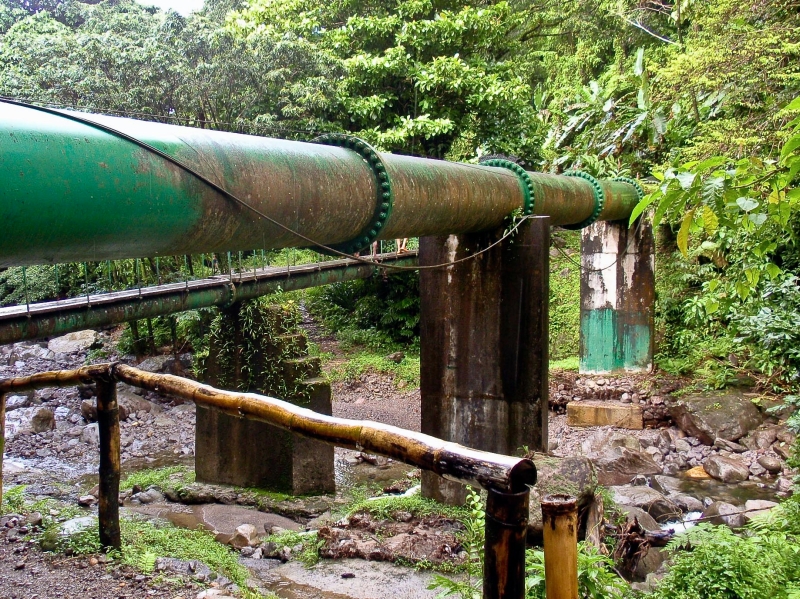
[2,0,799,394]
[2,1,800,596]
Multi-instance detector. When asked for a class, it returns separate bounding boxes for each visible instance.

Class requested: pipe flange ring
[611,176,645,201]
[220,280,237,308]
[481,159,534,216]
[312,133,394,255]
[562,170,605,230]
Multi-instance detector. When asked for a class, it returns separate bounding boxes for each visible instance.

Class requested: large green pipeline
[0,102,639,267]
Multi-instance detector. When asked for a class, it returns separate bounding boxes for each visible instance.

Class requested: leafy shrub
[117,517,264,598]
[327,351,420,387]
[307,272,420,347]
[734,276,800,386]
[429,490,485,599]
[652,518,800,599]
[525,542,627,599]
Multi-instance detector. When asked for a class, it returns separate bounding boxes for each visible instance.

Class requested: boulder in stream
[703,501,746,529]
[526,453,596,541]
[703,455,750,483]
[668,391,762,445]
[610,486,681,522]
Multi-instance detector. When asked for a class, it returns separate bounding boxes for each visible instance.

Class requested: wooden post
[484,487,530,599]
[96,377,121,549]
[0,392,5,511]
[541,494,578,599]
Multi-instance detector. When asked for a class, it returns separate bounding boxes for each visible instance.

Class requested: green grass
[120,465,195,492]
[550,356,580,371]
[117,516,270,598]
[328,350,421,388]
[345,492,468,522]
[1,484,27,513]
[264,530,324,566]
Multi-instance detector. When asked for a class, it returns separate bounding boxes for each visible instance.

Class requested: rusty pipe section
[0,102,640,266]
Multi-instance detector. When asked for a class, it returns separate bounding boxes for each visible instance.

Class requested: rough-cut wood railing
[0,363,536,599]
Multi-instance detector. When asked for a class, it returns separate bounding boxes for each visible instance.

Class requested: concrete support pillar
[579,219,654,374]
[196,301,335,495]
[420,217,550,504]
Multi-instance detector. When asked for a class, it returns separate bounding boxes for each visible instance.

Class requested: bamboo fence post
[96,376,121,549]
[541,494,578,599]
[483,487,530,599]
[0,392,5,511]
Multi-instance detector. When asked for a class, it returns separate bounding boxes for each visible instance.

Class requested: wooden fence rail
[0,363,537,599]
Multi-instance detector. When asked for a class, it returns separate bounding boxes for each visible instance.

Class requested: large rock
[5,393,38,412]
[526,454,597,541]
[590,447,662,486]
[610,486,681,522]
[703,455,749,483]
[617,505,660,531]
[703,501,746,529]
[229,524,259,549]
[581,430,641,455]
[80,389,158,422]
[81,423,100,446]
[743,500,778,521]
[9,343,55,363]
[137,355,175,373]
[4,406,55,439]
[667,391,762,445]
[757,455,783,474]
[741,426,779,451]
[47,330,98,354]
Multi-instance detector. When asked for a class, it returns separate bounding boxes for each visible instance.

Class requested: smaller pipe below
[541,494,579,599]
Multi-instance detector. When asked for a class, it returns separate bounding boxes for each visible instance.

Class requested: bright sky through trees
[135,0,204,15]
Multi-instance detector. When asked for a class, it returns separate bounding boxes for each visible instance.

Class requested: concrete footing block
[566,401,643,429]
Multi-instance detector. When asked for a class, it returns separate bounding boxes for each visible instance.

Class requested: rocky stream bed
[0,327,797,598]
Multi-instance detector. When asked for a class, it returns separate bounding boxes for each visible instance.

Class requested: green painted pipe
[0,102,640,267]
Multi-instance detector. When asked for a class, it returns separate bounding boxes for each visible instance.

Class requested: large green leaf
[677,208,695,257]
[781,133,800,162]
[628,193,656,226]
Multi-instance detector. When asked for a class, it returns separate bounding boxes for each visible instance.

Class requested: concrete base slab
[567,401,643,429]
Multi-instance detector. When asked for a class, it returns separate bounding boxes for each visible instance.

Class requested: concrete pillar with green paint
[580,218,654,373]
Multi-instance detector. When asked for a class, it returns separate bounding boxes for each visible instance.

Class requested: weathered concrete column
[420,217,550,504]
[580,219,654,373]
[196,301,335,495]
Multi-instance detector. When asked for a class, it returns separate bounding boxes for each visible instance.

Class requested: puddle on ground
[334,448,415,491]
[127,502,301,544]
[246,557,445,599]
[673,475,780,505]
